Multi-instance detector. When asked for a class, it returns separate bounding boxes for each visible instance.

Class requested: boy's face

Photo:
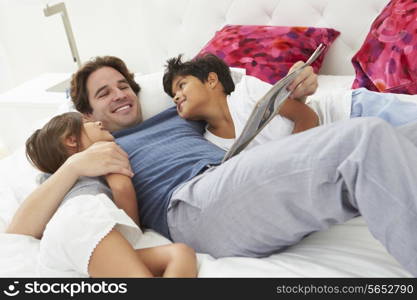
[171,75,211,120]
[86,66,142,132]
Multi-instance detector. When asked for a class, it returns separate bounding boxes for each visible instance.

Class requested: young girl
[163,54,417,151]
[8,111,197,278]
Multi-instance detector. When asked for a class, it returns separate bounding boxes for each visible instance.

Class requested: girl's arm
[105,174,140,226]
[279,98,319,134]
[6,141,132,238]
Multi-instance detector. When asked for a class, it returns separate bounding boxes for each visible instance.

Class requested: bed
[0,0,414,277]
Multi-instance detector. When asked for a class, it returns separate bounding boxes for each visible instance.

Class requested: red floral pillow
[197,25,340,84]
[352,0,417,94]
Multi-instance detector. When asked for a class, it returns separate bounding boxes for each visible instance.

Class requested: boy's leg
[351,88,417,126]
[168,117,417,276]
[397,120,417,147]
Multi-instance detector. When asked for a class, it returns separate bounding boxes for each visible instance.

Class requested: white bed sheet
[0,74,413,277]
[0,216,411,278]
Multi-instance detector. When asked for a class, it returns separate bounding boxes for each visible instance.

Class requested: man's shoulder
[114,106,205,140]
[113,106,177,137]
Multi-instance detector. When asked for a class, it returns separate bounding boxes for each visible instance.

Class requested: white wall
[0,0,51,92]
[0,0,149,93]
[0,41,12,92]
[0,0,389,93]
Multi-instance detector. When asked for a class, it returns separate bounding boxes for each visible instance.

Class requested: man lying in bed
[7,55,417,277]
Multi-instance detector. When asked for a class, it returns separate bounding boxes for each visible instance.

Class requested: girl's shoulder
[63,176,112,204]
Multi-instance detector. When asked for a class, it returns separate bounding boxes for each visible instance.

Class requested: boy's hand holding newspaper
[287,61,318,103]
[222,43,325,162]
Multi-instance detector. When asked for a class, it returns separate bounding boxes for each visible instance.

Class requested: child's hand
[287,61,318,103]
[65,141,133,178]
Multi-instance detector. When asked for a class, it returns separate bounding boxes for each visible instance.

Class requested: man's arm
[6,142,133,238]
[279,98,319,133]
[105,173,140,226]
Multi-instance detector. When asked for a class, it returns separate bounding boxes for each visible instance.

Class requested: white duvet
[0,74,413,277]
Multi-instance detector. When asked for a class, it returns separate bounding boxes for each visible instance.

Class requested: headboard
[0,0,389,89]
[134,0,389,75]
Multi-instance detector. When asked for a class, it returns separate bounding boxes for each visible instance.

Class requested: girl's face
[80,120,114,149]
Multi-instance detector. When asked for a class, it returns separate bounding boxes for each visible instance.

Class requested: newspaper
[222,43,326,162]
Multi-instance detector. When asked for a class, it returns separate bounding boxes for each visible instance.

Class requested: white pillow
[0,138,9,159]
[57,71,174,120]
[0,146,40,229]
[135,71,173,121]
[137,67,245,120]
[59,68,246,121]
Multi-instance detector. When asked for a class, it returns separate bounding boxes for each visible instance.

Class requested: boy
[163,54,417,150]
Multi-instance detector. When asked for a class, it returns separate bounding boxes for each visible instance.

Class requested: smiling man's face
[86,66,142,132]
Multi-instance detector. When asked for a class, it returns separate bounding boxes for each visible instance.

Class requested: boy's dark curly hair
[163,53,235,97]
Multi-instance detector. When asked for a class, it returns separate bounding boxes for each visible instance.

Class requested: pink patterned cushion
[352,0,417,94]
[197,25,340,84]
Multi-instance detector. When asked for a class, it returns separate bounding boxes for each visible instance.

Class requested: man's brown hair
[26,112,84,174]
[70,56,141,114]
